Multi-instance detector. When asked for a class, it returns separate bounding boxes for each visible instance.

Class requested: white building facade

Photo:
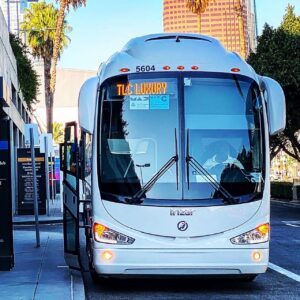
[0,0,38,37]
[34,68,97,130]
[0,7,33,213]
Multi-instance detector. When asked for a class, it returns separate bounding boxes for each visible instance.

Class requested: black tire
[239,274,258,282]
[85,233,101,284]
[89,266,114,285]
[90,265,102,284]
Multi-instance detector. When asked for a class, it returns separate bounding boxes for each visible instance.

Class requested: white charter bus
[61,34,285,281]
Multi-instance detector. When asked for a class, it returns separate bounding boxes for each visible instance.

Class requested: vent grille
[145,35,211,43]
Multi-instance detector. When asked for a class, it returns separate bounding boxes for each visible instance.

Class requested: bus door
[61,122,80,270]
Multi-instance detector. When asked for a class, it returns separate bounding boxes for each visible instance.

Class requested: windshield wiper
[233,74,245,101]
[186,129,238,204]
[126,129,179,204]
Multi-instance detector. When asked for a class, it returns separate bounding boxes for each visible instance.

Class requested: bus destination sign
[117,82,168,96]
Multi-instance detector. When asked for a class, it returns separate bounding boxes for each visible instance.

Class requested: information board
[17,148,46,215]
[0,119,14,270]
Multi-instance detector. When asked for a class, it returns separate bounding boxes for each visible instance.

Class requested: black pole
[30,128,40,248]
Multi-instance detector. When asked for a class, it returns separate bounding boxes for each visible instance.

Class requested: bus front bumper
[92,248,269,276]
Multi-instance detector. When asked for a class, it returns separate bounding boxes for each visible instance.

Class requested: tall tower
[163,0,256,57]
[246,0,257,52]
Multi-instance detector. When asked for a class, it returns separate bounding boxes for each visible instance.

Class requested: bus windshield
[98,73,264,203]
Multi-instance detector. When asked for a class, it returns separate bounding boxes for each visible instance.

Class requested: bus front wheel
[239,274,258,282]
[89,264,102,284]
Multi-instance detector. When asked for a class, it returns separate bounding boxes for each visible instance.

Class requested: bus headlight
[230,223,270,245]
[93,223,135,245]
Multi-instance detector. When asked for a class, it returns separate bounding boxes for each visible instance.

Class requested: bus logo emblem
[177,221,188,231]
[170,209,195,216]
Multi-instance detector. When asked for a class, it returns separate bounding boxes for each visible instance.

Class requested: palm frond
[57,0,87,11]
[186,0,213,15]
[21,2,70,60]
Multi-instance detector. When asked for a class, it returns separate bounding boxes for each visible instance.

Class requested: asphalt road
[80,203,300,300]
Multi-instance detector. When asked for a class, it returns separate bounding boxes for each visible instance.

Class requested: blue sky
[53,0,300,71]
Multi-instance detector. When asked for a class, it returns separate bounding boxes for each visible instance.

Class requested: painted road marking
[286,224,300,227]
[282,221,300,228]
[269,263,300,283]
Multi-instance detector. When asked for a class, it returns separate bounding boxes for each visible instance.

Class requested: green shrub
[9,33,39,111]
[271,182,293,200]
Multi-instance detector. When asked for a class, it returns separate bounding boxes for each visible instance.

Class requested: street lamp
[20,28,56,31]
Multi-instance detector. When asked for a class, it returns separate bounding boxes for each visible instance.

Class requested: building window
[11,84,17,107]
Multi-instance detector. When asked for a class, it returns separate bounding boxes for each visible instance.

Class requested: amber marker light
[93,223,106,237]
[252,250,262,262]
[163,66,171,70]
[102,250,114,262]
[231,68,240,73]
[191,66,199,70]
[120,68,130,73]
[257,223,270,236]
[177,66,185,70]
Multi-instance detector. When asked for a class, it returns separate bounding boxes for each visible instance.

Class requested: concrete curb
[70,269,86,300]
[13,218,63,225]
[271,199,300,209]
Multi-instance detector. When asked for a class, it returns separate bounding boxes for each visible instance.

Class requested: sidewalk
[13,195,63,225]
[0,195,85,300]
[271,198,300,209]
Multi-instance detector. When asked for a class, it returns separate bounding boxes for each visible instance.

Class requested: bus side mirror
[79,77,99,134]
[260,76,286,136]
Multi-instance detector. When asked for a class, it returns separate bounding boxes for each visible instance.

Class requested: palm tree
[186,0,213,33]
[21,2,70,133]
[53,122,64,144]
[50,0,86,96]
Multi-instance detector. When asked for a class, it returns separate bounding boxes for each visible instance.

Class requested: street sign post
[40,134,53,216]
[30,128,40,248]
[17,148,46,215]
[40,133,53,156]
[23,123,40,247]
[24,123,39,146]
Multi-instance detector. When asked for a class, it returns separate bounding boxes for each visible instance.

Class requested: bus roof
[98,33,258,83]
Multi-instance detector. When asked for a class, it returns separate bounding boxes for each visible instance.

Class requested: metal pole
[50,152,54,202]
[14,145,18,215]
[16,1,19,37]
[44,137,50,217]
[30,128,40,248]
[6,0,11,32]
